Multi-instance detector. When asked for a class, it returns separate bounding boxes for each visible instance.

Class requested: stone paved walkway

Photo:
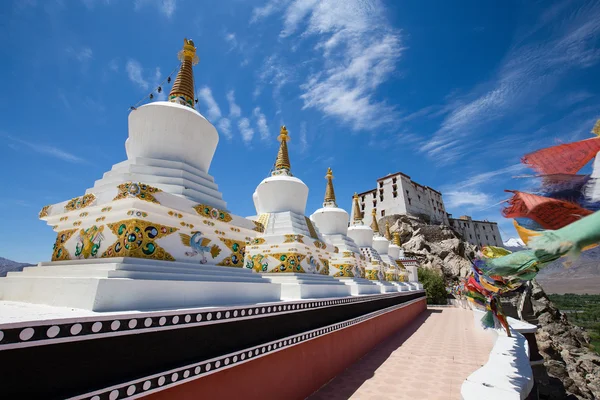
[310,307,494,400]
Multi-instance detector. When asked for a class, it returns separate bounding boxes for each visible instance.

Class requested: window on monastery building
[406,189,409,195]
[486,235,489,240]
[361,204,365,211]
[469,234,472,239]
[361,196,365,202]
[392,177,397,184]
[373,201,377,207]
[372,192,376,198]
[493,235,496,240]
[393,192,397,198]
[381,210,385,216]
[408,198,412,205]
[379,181,383,188]
[418,195,421,200]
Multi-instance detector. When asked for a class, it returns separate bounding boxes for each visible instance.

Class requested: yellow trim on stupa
[169,38,199,108]
[324,167,337,206]
[273,125,292,174]
[352,193,363,223]
[370,208,379,233]
[384,221,392,241]
[392,231,402,246]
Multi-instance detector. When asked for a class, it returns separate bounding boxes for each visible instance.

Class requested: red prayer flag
[521,137,600,175]
[503,191,593,230]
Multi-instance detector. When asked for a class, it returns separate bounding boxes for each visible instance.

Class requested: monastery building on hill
[351,172,503,248]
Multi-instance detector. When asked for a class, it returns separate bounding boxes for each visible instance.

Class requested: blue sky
[1,0,600,263]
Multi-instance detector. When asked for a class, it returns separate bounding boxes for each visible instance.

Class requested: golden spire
[324,167,337,207]
[370,208,379,234]
[384,221,392,241]
[593,119,600,137]
[273,126,292,175]
[392,231,402,246]
[352,193,363,224]
[169,38,199,108]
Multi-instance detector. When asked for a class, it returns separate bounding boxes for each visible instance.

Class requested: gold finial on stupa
[324,167,337,207]
[384,221,392,241]
[371,208,379,234]
[273,125,292,175]
[169,38,199,108]
[392,231,402,246]
[593,119,600,137]
[352,193,363,223]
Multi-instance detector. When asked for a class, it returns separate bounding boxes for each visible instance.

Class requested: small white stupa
[347,197,396,293]
[310,169,380,295]
[377,222,410,291]
[244,127,350,300]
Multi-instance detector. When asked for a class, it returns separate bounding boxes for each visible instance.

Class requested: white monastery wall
[448,216,503,247]
[351,172,448,227]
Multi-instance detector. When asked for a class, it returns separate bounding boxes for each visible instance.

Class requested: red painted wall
[146,299,426,400]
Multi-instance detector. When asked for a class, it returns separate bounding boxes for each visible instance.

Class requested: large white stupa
[1,39,281,311]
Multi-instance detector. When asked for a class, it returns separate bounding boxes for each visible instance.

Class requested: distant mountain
[503,237,525,248]
[0,257,34,277]
[537,247,600,294]
[503,237,526,252]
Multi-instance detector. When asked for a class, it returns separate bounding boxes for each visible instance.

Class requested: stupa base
[0,258,281,312]
[262,273,352,300]
[373,280,398,293]
[337,277,382,295]
[390,282,411,291]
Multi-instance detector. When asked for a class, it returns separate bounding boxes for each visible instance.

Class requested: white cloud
[226,90,242,118]
[66,46,93,63]
[238,118,255,144]
[134,0,176,18]
[456,164,527,190]
[197,87,222,121]
[217,119,233,140]
[258,0,404,130]
[299,121,308,153]
[224,32,237,51]
[250,0,287,23]
[258,55,294,113]
[422,1,600,163]
[253,107,270,141]
[198,87,234,141]
[5,136,85,164]
[445,191,491,209]
[108,58,119,72]
[126,59,149,90]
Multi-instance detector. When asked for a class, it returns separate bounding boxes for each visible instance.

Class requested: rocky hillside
[379,214,477,278]
[378,214,600,399]
[530,280,600,399]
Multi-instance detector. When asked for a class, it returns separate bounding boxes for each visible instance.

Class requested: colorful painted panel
[332,263,355,278]
[39,205,51,219]
[113,182,162,204]
[193,204,232,223]
[64,194,96,212]
[270,252,306,273]
[75,226,105,259]
[179,232,222,263]
[216,238,246,267]
[52,229,77,261]
[101,219,177,261]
